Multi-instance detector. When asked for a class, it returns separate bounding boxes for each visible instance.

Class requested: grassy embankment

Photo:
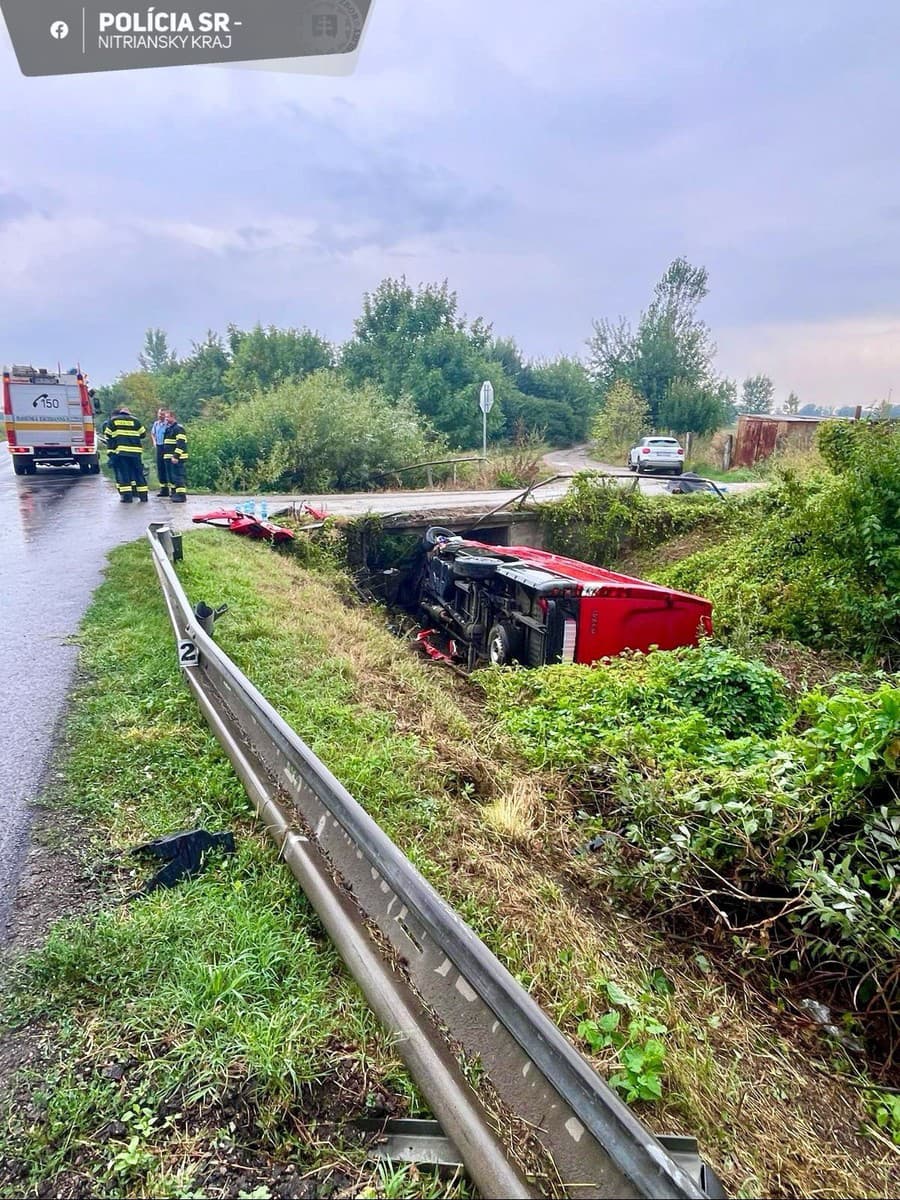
[0,530,896,1199]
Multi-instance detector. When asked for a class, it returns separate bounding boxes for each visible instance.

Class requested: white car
[627,436,685,475]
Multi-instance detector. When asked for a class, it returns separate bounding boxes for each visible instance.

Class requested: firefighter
[101,405,148,503]
[163,410,188,503]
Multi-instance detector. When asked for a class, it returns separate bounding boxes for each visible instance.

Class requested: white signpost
[479,380,494,460]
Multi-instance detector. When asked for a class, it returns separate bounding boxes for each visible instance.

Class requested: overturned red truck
[413,528,713,669]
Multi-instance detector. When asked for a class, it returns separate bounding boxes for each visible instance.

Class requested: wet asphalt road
[0,464,143,937]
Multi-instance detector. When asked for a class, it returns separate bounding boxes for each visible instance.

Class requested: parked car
[627,436,685,475]
[665,473,728,497]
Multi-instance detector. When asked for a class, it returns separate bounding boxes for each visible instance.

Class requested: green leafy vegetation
[577,978,671,1104]
[588,258,736,436]
[657,422,900,661]
[478,644,900,1053]
[541,471,738,565]
[188,370,440,493]
[590,379,650,460]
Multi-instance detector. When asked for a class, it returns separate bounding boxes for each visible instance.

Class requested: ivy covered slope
[478,646,900,1058]
[513,422,900,1060]
[658,420,900,662]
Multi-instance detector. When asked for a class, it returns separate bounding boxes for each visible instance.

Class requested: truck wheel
[424,526,457,549]
[451,554,504,579]
[487,622,521,666]
[78,459,92,474]
[12,458,27,476]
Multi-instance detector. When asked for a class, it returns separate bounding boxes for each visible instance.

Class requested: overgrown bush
[540,472,740,565]
[657,423,900,662]
[188,370,443,493]
[478,646,900,1050]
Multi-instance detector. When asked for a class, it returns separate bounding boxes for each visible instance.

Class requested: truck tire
[487,621,522,667]
[424,526,458,549]
[451,554,504,580]
[12,458,28,476]
[78,459,92,474]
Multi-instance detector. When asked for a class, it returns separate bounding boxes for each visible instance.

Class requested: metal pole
[483,409,487,461]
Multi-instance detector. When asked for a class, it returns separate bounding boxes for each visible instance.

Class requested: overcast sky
[1,1,899,407]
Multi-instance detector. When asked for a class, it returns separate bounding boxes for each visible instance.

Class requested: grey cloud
[0,189,40,225]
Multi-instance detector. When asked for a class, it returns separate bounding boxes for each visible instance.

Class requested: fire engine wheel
[487,622,520,667]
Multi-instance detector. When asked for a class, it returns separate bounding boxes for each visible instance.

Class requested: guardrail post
[149,522,175,561]
[193,601,228,636]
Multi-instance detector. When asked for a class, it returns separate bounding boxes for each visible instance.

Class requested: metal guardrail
[147,523,723,1200]
[375,457,487,488]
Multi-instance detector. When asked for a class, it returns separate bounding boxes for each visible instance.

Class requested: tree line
[93,262,824,489]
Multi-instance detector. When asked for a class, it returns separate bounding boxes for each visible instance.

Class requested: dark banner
[0,0,373,76]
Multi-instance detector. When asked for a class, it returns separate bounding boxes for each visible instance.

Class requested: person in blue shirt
[150,407,170,497]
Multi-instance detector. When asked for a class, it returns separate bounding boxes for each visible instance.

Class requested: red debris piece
[192,509,295,543]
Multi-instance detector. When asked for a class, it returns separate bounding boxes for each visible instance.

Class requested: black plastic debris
[129,828,236,895]
[575,834,608,856]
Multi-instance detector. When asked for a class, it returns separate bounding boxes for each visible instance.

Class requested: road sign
[479,381,494,414]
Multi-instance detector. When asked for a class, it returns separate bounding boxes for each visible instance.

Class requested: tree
[138,328,177,374]
[740,374,775,415]
[342,277,466,397]
[658,377,728,437]
[591,379,650,457]
[588,257,718,428]
[157,332,230,423]
[784,391,800,415]
[188,370,444,493]
[93,371,161,423]
[224,324,333,399]
[342,277,504,447]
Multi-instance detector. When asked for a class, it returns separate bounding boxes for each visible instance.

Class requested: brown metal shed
[733,414,827,467]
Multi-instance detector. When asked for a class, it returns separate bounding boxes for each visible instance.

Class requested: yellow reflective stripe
[114,446,144,454]
[8,421,75,431]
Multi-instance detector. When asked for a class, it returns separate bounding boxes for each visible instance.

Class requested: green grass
[1,530,894,1200]
[686,461,759,482]
[0,535,470,1199]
